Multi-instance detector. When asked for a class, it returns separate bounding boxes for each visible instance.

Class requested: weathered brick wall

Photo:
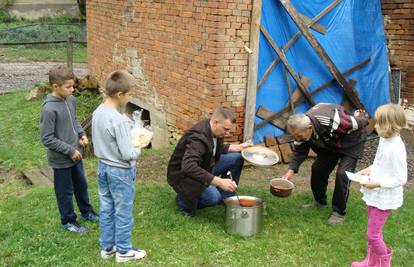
[382,1,414,102]
[87,1,410,144]
[87,0,252,142]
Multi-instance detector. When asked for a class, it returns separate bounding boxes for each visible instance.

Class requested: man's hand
[282,169,295,181]
[360,180,380,189]
[79,136,89,147]
[71,150,82,162]
[229,142,253,152]
[211,176,237,192]
[354,109,369,119]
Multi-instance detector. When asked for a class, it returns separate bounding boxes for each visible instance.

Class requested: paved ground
[0,61,88,92]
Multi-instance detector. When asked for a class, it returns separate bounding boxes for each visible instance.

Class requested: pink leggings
[366,206,391,256]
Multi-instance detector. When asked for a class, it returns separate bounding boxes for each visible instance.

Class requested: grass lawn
[0,90,413,266]
[0,89,101,170]
[0,16,87,62]
[0,44,87,63]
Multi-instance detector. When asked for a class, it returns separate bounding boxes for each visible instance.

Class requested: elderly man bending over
[282,103,369,224]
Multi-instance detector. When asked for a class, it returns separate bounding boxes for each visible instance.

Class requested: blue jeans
[97,161,136,253]
[177,152,244,211]
[53,160,94,224]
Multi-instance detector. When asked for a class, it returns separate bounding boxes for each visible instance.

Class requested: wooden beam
[256,75,311,129]
[243,0,262,142]
[255,58,371,130]
[257,0,342,91]
[285,68,295,112]
[260,25,316,106]
[279,0,365,110]
[256,106,290,130]
[299,14,326,34]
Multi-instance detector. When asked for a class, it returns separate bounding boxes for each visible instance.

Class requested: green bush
[0,8,18,23]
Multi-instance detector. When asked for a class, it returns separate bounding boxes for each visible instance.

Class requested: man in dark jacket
[167,107,251,215]
[282,103,369,224]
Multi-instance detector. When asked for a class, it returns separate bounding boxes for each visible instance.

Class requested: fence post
[67,36,74,72]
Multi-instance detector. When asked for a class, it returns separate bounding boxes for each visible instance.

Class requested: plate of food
[241,146,279,167]
[131,128,153,148]
[345,171,369,183]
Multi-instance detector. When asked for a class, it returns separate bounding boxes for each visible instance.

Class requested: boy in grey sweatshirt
[40,66,98,233]
[92,70,146,263]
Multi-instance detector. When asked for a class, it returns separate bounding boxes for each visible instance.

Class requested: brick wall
[86,1,411,143]
[382,0,414,102]
[86,0,252,142]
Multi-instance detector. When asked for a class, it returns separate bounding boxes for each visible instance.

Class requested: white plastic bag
[131,110,153,148]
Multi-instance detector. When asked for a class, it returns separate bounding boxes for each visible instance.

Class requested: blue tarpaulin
[253,0,390,144]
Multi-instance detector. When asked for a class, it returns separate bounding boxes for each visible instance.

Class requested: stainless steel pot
[224,196,264,237]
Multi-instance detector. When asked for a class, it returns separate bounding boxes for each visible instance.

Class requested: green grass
[0,44,87,62]
[0,15,87,62]
[0,175,413,266]
[0,89,102,170]
[0,89,413,266]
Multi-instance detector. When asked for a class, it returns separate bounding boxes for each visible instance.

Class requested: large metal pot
[224,196,264,237]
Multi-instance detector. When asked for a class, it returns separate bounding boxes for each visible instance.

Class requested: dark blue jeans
[177,152,244,211]
[53,160,94,224]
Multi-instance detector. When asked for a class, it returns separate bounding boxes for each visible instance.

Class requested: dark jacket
[40,94,85,168]
[167,119,230,206]
[289,103,368,173]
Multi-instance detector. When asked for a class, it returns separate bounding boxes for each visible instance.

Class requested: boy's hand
[71,150,82,162]
[360,180,380,189]
[79,136,89,147]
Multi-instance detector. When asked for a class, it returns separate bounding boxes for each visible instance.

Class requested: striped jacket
[289,103,368,173]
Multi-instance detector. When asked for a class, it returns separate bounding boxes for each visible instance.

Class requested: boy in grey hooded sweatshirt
[40,66,98,233]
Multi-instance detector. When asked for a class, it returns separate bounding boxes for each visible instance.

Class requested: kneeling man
[167,107,250,215]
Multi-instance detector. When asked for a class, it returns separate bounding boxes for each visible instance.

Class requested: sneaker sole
[116,254,146,263]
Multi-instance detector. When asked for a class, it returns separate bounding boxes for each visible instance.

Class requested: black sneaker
[81,211,99,222]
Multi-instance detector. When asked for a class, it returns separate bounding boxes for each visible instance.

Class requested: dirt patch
[0,61,88,92]
[135,130,414,192]
[0,166,17,184]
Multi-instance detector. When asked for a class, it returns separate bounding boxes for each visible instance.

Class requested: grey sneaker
[61,221,88,233]
[302,200,328,209]
[327,211,345,225]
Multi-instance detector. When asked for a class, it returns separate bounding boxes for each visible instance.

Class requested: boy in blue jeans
[92,70,146,263]
[40,66,98,233]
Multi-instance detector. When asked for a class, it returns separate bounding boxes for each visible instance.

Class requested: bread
[131,128,153,148]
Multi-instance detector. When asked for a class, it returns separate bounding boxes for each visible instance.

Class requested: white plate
[345,171,369,183]
[241,146,279,167]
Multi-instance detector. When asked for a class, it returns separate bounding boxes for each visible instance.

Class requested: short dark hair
[212,106,236,123]
[105,70,133,96]
[49,66,75,86]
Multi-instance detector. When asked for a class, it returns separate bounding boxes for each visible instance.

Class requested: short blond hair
[375,104,406,138]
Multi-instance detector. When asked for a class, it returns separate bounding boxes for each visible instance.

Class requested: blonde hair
[374,104,406,138]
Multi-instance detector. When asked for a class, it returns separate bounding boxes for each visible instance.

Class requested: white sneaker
[116,248,146,263]
[101,246,116,260]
